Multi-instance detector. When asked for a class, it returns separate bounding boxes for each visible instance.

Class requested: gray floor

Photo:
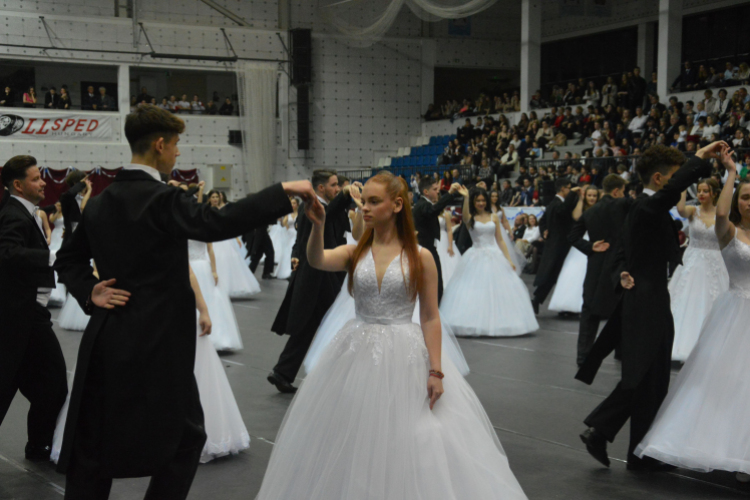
[1,274,748,499]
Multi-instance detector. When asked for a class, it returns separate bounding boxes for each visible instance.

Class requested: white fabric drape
[320,0,497,47]
[236,62,277,196]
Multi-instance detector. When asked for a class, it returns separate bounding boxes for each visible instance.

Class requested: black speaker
[228,130,242,145]
[290,28,312,86]
[297,85,310,150]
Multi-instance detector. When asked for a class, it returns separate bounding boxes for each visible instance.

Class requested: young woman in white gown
[548,186,599,314]
[58,188,94,329]
[206,190,261,298]
[635,148,750,477]
[52,266,250,464]
[440,186,539,337]
[273,197,299,280]
[490,190,525,275]
[47,202,67,306]
[668,179,729,361]
[435,208,461,285]
[256,172,527,500]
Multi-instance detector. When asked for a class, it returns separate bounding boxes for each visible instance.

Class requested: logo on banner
[0,113,113,141]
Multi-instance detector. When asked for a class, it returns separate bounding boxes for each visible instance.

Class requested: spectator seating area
[387,135,456,168]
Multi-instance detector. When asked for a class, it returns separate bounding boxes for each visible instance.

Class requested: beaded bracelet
[429,370,444,379]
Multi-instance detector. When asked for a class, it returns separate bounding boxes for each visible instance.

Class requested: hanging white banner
[0,112,115,141]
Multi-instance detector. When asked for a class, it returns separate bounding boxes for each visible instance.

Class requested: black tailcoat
[54,170,291,477]
[533,191,578,299]
[576,157,712,389]
[271,192,350,336]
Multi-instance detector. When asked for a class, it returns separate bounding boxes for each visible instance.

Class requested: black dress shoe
[267,371,297,394]
[25,442,51,462]
[626,457,677,472]
[580,428,610,467]
[262,274,273,280]
[531,299,540,315]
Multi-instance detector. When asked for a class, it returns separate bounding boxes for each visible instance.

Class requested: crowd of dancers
[0,102,749,500]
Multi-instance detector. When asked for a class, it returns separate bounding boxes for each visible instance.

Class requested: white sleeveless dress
[189,240,244,351]
[636,234,750,473]
[212,237,261,299]
[273,219,293,279]
[548,233,589,313]
[434,214,461,286]
[668,207,729,361]
[440,220,539,337]
[48,217,67,306]
[256,250,528,499]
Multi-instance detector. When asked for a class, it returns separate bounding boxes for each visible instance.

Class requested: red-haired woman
[256,172,527,500]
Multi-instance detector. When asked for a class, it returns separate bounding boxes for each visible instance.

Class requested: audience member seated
[22,87,36,108]
[0,86,12,107]
[219,98,234,116]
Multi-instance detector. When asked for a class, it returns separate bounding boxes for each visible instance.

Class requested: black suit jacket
[412,193,457,250]
[0,197,55,399]
[54,170,291,476]
[271,191,350,337]
[60,181,86,238]
[533,191,578,287]
[576,157,712,389]
[568,195,632,317]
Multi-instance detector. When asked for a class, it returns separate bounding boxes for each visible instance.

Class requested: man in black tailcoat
[576,142,722,472]
[269,170,354,393]
[0,156,68,462]
[60,170,91,238]
[248,224,275,279]
[54,105,311,499]
[568,174,629,366]
[531,178,580,314]
[412,177,460,302]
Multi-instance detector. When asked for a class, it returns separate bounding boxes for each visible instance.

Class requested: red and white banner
[0,113,114,141]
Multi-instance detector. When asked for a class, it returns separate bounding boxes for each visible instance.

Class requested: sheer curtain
[319,0,497,46]
[236,62,277,197]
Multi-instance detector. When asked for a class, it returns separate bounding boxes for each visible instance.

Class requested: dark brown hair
[124,104,185,155]
[65,169,86,187]
[602,173,627,193]
[2,155,37,189]
[636,145,685,184]
[730,180,750,224]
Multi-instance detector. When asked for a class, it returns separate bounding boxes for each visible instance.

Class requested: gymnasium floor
[1,274,746,499]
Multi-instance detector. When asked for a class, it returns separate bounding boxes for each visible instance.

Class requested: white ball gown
[48,217,67,307]
[668,208,729,361]
[256,250,527,500]
[548,233,589,313]
[435,214,462,286]
[493,209,524,276]
[51,313,251,464]
[189,240,244,351]
[440,220,539,337]
[58,255,91,330]
[275,214,296,280]
[212,237,261,299]
[635,234,750,473]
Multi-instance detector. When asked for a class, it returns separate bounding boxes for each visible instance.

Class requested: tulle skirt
[191,259,243,352]
[58,293,89,331]
[257,319,527,500]
[194,312,250,463]
[50,319,252,465]
[272,226,292,280]
[435,231,461,286]
[500,227,525,276]
[669,247,729,361]
[548,245,587,313]
[213,239,261,299]
[440,247,539,337]
[636,290,750,473]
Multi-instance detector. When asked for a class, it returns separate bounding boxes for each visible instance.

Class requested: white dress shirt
[11,195,53,306]
[122,163,163,182]
[523,225,541,243]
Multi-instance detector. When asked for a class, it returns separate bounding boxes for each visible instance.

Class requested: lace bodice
[188,240,209,262]
[723,235,750,299]
[689,207,721,251]
[468,220,497,249]
[353,250,415,324]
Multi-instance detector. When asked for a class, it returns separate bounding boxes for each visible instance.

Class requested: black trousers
[584,339,671,463]
[533,257,565,305]
[425,245,444,304]
[249,231,275,276]
[64,370,206,500]
[577,303,601,366]
[273,303,329,383]
[0,305,67,448]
